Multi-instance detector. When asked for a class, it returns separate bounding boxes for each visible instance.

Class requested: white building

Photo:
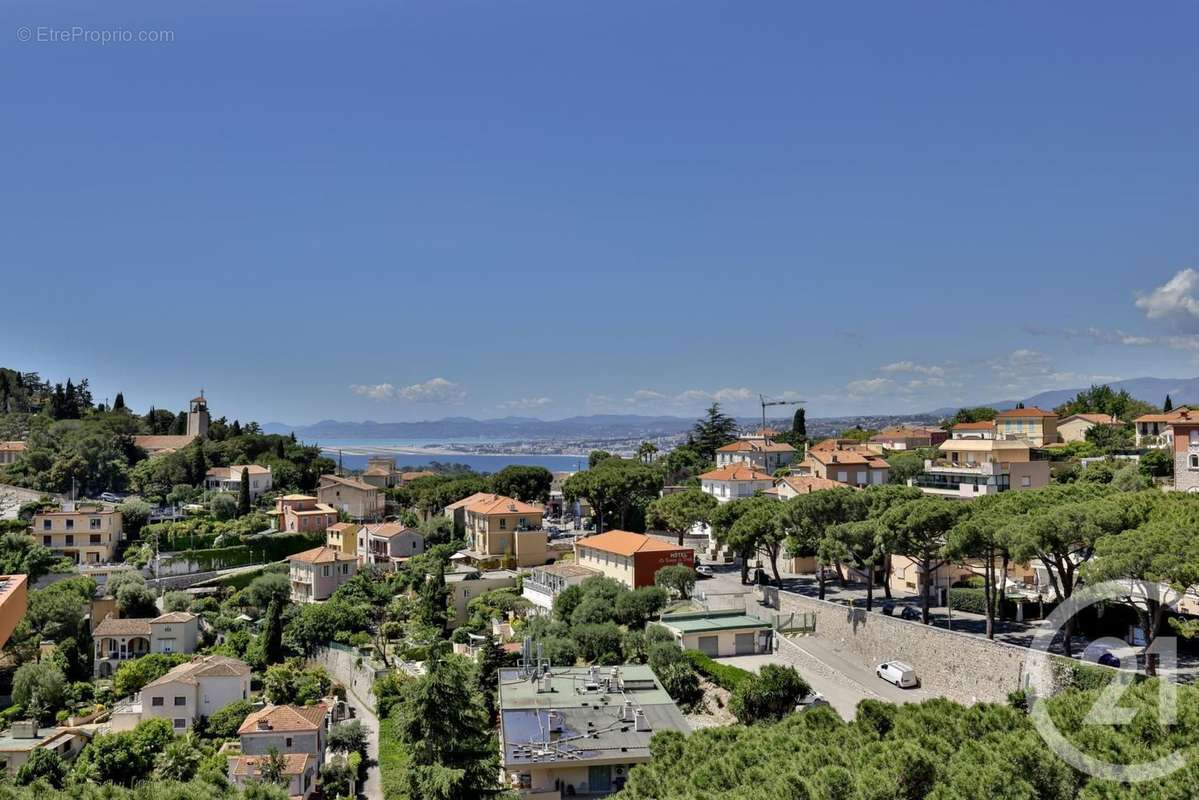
[521,562,602,614]
[204,465,273,499]
[112,655,251,732]
[698,464,776,502]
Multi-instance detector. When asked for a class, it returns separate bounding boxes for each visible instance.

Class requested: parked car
[99,492,123,503]
[898,605,921,621]
[695,565,713,578]
[795,691,830,712]
[876,661,919,688]
[1082,639,1125,669]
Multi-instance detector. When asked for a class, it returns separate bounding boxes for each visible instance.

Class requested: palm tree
[637,441,659,464]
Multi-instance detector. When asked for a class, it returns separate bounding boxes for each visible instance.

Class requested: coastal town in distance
[4,2,1198,799]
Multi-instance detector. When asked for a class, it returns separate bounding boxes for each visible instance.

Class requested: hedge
[947,588,1055,621]
[683,650,754,692]
[378,713,411,800]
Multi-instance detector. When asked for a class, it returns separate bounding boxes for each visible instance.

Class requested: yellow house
[30,503,123,564]
[994,407,1059,446]
[325,522,360,558]
[451,494,548,569]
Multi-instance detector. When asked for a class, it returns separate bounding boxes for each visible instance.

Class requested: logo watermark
[16,26,175,44]
[1022,580,1185,783]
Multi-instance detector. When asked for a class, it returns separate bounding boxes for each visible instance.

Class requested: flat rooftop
[498,664,689,768]
[658,610,772,634]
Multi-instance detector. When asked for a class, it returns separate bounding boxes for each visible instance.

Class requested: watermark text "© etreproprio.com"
[16,26,175,44]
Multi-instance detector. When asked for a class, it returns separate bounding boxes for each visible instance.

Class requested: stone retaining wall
[311,645,389,713]
[763,591,1031,704]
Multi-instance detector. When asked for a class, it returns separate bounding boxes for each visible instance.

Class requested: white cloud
[591,386,762,411]
[350,377,466,404]
[845,378,895,396]
[349,383,397,401]
[1136,269,1199,332]
[879,361,946,377]
[498,397,553,411]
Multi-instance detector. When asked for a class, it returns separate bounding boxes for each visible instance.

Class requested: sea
[309,438,589,474]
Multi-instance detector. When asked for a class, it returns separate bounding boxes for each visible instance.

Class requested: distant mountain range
[262,414,697,441]
[932,376,1199,416]
[264,377,1199,442]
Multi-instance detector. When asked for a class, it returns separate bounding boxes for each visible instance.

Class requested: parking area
[718,635,932,721]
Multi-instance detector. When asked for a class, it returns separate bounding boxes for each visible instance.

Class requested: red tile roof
[238,704,326,735]
[698,464,776,482]
[576,530,690,557]
[995,407,1055,418]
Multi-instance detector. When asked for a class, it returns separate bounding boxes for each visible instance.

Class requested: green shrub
[684,650,754,692]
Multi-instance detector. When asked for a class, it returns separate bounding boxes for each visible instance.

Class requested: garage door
[734,633,756,655]
[697,636,719,656]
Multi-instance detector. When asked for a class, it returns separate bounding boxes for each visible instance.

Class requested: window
[90,534,101,544]
[65,519,74,531]
[173,718,186,729]
[1021,476,1032,488]
[42,520,51,530]
[322,565,330,577]
[151,696,164,707]
[43,536,51,546]
[174,696,186,706]
[285,737,293,748]
[499,518,507,530]
[90,518,101,529]
[65,535,73,546]
[1190,455,1198,469]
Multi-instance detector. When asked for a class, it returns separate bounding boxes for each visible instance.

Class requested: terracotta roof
[463,494,542,516]
[132,434,197,453]
[152,612,197,625]
[0,441,26,452]
[1133,407,1193,424]
[287,546,357,564]
[239,704,326,735]
[716,440,795,454]
[808,449,889,468]
[362,465,392,476]
[326,522,357,532]
[280,494,316,501]
[94,617,152,637]
[699,464,776,482]
[400,471,436,481]
[229,753,312,777]
[144,655,250,688]
[576,529,691,557]
[995,407,1055,418]
[808,438,873,452]
[775,476,855,495]
[951,421,995,431]
[319,474,376,492]
[445,492,493,511]
[364,522,413,539]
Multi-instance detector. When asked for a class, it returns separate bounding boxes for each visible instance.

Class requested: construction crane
[759,393,804,442]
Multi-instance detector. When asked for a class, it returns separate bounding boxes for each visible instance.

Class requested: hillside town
[0,371,1196,800]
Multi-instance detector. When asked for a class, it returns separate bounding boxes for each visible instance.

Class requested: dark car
[898,606,921,621]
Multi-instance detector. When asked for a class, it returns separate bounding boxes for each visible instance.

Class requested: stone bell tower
[187,391,210,439]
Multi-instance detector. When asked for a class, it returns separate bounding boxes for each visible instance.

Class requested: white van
[876,661,919,688]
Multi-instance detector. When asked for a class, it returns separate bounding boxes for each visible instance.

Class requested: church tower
[188,392,210,439]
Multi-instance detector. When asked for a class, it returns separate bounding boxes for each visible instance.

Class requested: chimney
[11,720,39,739]
[634,709,650,732]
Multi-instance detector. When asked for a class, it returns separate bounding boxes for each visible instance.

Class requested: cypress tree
[237,468,252,516]
[112,392,126,411]
[792,408,806,437]
[1164,394,1173,412]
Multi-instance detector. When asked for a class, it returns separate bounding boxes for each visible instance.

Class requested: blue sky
[3,1,1198,423]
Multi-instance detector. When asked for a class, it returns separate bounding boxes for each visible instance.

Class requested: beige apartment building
[93,612,200,677]
[286,546,358,602]
[30,503,122,564]
[1056,413,1120,443]
[801,449,890,487]
[447,494,548,569]
[318,474,384,522]
[994,407,1058,446]
[714,439,795,472]
[0,441,25,466]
